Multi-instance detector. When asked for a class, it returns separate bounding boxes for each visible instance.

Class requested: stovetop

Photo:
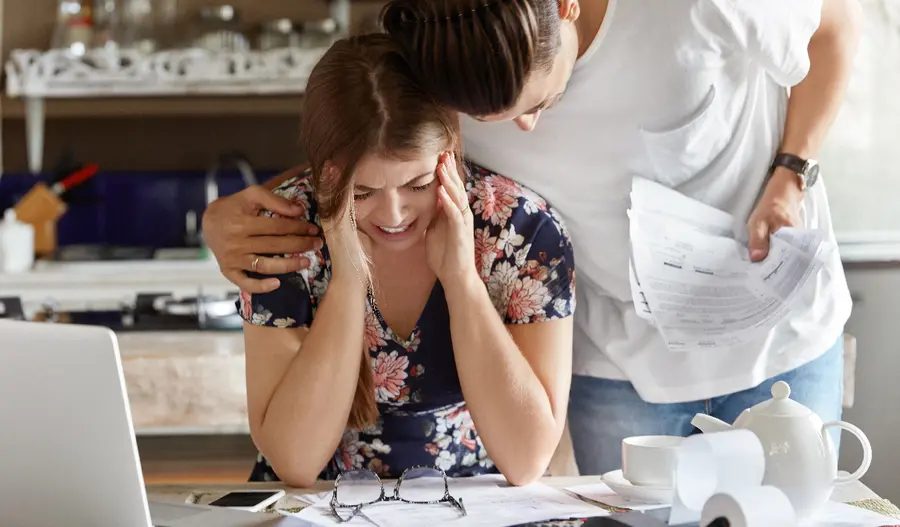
[51,245,156,261]
[0,293,242,332]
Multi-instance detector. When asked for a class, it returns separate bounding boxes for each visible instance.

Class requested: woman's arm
[243,210,370,487]
[244,274,367,487]
[445,275,573,485]
[426,154,574,485]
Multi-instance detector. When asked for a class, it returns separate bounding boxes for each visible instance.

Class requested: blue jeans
[567,337,845,475]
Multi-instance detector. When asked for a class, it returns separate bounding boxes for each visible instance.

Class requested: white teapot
[691,381,872,520]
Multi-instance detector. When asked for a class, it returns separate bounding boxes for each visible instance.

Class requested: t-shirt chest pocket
[639,84,730,188]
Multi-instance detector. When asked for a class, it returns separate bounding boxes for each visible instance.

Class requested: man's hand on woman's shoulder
[202,165,323,294]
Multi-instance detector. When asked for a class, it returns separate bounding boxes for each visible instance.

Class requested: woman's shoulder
[266,170,330,291]
[268,169,320,224]
[463,162,576,324]
[464,161,570,241]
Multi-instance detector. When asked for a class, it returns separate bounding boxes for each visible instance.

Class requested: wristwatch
[770,153,819,191]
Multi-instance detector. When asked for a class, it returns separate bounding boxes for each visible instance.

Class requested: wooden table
[146,475,898,525]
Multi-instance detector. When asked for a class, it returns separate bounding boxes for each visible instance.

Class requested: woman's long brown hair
[301,33,462,430]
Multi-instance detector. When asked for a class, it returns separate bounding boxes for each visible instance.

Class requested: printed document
[628,177,833,352]
[290,475,607,526]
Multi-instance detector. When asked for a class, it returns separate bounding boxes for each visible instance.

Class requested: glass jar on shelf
[257,18,302,51]
[116,0,158,54]
[297,17,340,49]
[51,0,94,56]
[191,4,250,53]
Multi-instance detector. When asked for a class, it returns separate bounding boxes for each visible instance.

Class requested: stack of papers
[286,474,609,526]
[628,177,833,352]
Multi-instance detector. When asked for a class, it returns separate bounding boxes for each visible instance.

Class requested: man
[202,0,861,475]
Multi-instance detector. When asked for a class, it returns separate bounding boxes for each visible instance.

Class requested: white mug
[621,435,684,488]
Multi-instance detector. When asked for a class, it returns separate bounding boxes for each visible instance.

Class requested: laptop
[0,320,310,527]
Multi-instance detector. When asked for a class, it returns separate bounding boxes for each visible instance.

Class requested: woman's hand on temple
[321,191,373,292]
[425,153,477,286]
[202,184,322,294]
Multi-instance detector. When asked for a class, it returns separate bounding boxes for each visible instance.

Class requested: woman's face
[351,150,441,252]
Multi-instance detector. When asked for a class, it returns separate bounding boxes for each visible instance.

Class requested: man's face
[473,13,580,132]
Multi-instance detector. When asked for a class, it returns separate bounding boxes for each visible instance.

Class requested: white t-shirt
[460,0,852,403]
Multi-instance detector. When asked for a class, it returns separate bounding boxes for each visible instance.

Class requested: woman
[238,33,576,487]
[211,0,858,477]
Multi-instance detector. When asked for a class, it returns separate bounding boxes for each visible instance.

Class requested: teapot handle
[823,421,872,484]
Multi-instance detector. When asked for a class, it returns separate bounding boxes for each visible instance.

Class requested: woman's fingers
[438,155,468,213]
[438,186,464,226]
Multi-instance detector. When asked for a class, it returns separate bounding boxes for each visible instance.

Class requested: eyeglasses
[329,465,467,523]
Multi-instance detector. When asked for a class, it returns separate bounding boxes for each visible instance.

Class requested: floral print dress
[238,162,576,481]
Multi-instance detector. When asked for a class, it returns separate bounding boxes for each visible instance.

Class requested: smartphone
[208,490,286,512]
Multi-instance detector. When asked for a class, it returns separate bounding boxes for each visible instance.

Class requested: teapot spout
[691,413,734,434]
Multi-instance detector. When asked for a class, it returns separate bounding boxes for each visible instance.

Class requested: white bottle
[0,209,35,273]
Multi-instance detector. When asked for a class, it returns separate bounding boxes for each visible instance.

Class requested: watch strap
[772,153,808,174]
[770,152,814,190]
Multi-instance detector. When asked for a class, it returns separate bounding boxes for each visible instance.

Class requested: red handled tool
[50,163,100,195]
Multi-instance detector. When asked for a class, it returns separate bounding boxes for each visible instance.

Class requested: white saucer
[600,469,674,505]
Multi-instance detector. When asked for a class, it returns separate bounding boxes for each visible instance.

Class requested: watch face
[805,160,820,187]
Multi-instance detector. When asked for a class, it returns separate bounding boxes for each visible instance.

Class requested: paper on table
[289,497,376,526]
[286,474,513,525]
[290,492,330,506]
[565,482,669,512]
[348,482,607,527]
[668,429,766,525]
[806,500,900,526]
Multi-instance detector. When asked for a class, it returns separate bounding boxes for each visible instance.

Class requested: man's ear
[558,0,580,22]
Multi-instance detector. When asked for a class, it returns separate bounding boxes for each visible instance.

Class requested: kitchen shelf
[5,47,327,98]
[1,94,304,118]
[4,46,327,172]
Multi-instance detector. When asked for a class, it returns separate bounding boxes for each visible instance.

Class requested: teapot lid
[748,381,811,418]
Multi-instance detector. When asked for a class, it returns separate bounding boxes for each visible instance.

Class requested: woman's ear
[321,162,342,188]
[558,0,580,22]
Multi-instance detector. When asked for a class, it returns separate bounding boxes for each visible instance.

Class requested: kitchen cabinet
[117,331,248,435]
[839,262,900,504]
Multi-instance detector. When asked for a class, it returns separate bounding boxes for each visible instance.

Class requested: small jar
[257,18,302,51]
[192,4,249,52]
[297,18,339,49]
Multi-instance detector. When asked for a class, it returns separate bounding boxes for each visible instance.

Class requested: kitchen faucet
[205,151,259,206]
[196,152,259,255]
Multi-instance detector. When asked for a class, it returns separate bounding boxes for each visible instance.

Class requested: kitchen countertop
[0,258,238,314]
[838,243,900,264]
[115,330,250,435]
[2,239,899,316]
[116,330,245,357]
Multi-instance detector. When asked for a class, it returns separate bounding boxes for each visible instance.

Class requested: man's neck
[575,0,610,58]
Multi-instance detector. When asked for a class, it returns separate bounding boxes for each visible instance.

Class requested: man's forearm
[778,0,862,160]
